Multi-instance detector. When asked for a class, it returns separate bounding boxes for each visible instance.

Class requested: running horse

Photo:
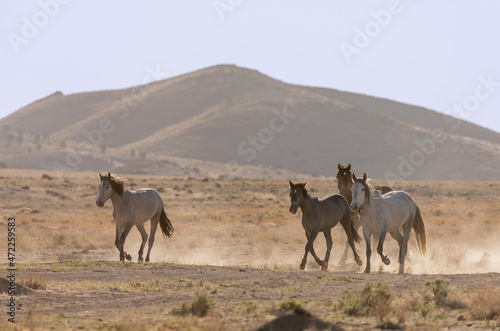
[350,173,426,274]
[336,163,393,264]
[96,172,174,262]
[288,180,362,270]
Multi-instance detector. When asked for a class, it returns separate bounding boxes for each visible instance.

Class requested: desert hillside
[1,65,499,180]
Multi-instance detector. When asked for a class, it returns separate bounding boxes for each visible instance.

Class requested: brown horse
[289,180,362,270]
[336,163,394,264]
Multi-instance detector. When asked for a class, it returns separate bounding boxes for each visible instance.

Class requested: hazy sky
[2,1,499,133]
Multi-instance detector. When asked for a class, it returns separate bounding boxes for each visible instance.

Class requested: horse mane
[100,172,127,196]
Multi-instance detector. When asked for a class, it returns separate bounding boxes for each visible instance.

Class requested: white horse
[96,172,174,263]
[350,173,426,274]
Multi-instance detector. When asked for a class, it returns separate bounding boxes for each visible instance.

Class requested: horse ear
[353,173,357,181]
[107,172,111,179]
[289,180,294,188]
[99,173,104,180]
[338,163,341,170]
[347,164,351,171]
[363,173,367,181]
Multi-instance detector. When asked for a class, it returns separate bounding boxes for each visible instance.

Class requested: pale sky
[2,0,500,133]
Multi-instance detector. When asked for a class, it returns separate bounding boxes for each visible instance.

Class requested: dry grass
[469,289,500,320]
[3,173,498,275]
[18,275,47,290]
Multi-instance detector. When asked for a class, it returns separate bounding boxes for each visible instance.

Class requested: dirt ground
[0,170,499,330]
[1,262,499,330]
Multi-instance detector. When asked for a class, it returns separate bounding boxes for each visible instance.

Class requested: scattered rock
[157,187,165,193]
[21,186,29,190]
[257,307,342,331]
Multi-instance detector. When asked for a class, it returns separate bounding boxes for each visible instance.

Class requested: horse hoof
[138,258,143,264]
[145,258,150,263]
[321,262,328,271]
[383,257,390,265]
[299,265,306,270]
[356,259,363,267]
[126,254,132,261]
[364,269,370,274]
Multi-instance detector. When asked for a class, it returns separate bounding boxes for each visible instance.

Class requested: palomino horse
[336,163,394,264]
[96,172,174,262]
[350,173,426,274]
[289,180,362,270]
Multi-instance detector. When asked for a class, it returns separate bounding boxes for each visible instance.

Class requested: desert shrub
[245,301,257,314]
[469,289,500,320]
[171,303,191,316]
[19,275,46,290]
[173,293,215,317]
[191,293,215,317]
[336,282,393,319]
[51,232,65,246]
[280,299,301,311]
[424,279,449,306]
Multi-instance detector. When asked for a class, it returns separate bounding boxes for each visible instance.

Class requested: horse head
[288,180,308,215]
[336,163,353,192]
[351,172,370,213]
[96,172,126,207]
[96,172,113,207]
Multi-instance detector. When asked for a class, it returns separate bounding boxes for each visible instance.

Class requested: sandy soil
[3,262,499,330]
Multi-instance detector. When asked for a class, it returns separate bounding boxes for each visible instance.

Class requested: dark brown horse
[336,163,394,264]
[289,180,362,270]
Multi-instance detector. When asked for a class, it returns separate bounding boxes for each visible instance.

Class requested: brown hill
[1,65,499,180]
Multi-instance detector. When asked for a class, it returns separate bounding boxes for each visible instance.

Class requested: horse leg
[399,221,413,274]
[377,231,391,266]
[338,240,350,265]
[307,231,324,268]
[300,230,322,269]
[338,212,357,265]
[136,223,148,263]
[145,213,160,263]
[363,228,372,273]
[119,222,134,262]
[322,230,333,271]
[340,214,362,266]
[389,230,403,264]
[115,223,126,262]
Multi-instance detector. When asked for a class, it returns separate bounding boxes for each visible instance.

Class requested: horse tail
[350,219,361,243]
[344,202,361,243]
[412,207,427,256]
[159,208,175,238]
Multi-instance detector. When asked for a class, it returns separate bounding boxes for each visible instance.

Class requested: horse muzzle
[96,200,105,208]
[289,206,298,215]
[350,203,358,212]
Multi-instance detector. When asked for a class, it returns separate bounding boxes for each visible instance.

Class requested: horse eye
[362,188,365,191]
[106,185,110,189]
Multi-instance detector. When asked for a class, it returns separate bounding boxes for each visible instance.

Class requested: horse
[350,173,426,274]
[288,180,362,270]
[336,163,394,264]
[95,172,174,263]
